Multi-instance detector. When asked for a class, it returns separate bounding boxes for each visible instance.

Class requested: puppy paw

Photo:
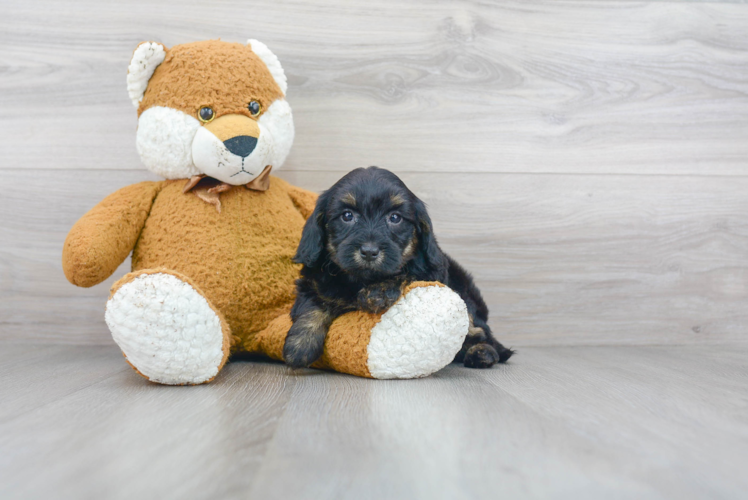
[283,322,326,369]
[496,344,515,363]
[358,281,402,314]
[463,343,500,369]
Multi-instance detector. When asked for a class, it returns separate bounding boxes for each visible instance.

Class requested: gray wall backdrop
[2,0,747,346]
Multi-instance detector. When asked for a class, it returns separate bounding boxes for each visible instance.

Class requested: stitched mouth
[230,168,254,177]
[229,158,255,177]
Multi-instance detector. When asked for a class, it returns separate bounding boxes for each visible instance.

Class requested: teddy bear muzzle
[192,113,272,185]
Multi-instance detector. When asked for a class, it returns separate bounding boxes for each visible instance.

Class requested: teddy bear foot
[105,270,231,385]
[366,283,469,379]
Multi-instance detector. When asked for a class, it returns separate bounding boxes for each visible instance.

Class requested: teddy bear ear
[127,41,167,108]
[247,39,288,95]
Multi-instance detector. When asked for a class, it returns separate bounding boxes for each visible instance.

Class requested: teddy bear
[62,39,469,385]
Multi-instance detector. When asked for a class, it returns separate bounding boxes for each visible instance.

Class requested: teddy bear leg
[249,282,468,379]
[105,269,231,385]
[362,282,469,379]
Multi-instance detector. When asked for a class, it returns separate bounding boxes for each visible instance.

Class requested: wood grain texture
[2,2,747,498]
[0,346,298,500]
[1,0,747,346]
[2,169,747,346]
[1,344,747,499]
[1,0,747,175]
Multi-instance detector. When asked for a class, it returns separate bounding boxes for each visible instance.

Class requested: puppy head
[294,167,443,280]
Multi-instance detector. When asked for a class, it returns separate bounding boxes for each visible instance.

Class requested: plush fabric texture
[106,269,232,385]
[367,282,468,379]
[63,38,471,384]
[62,181,162,287]
[182,167,273,213]
[63,175,314,349]
[133,176,311,347]
[127,42,166,108]
[317,311,380,377]
[191,121,273,185]
[136,106,202,179]
[256,99,295,171]
[134,40,294,182]
[284,182,318,219]
[244,281,466,379]
[247,39,287,95]
[138,40,283,121]
[245,308,379,378]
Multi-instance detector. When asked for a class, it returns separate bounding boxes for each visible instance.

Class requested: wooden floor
[1,343,746,499]
[1,1,747,497]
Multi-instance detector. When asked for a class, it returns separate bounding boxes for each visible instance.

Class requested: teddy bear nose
[223,136,258,158]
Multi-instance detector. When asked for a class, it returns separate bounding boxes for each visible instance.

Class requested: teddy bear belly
[131,181,305,348]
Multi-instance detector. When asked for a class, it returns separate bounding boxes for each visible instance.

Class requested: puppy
[283,166,514,369]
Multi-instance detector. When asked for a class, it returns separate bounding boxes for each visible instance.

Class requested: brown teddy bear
[62,39,469,385]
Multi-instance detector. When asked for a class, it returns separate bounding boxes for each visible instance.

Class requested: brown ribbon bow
[182,165,272,213]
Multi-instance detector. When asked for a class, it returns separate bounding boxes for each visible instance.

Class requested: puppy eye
[198,106,215,123]
[341,211,354,222]
[388,213,402,224]
[248,100,262,117]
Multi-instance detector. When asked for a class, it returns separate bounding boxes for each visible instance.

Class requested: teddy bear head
[127,39,294,185]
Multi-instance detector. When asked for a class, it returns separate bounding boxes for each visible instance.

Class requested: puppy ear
[414,198,444,268]
[293,192,329,267]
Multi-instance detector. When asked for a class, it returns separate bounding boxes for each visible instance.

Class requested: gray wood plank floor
[1,343,746,499]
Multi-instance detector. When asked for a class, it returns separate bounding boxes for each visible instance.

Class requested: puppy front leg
[283,297,334,369]
[357,279,404,314]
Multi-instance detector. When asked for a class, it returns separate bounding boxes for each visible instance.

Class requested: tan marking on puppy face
[351,249,385,270]
[340,192,356,207]
[204,114,261,141]
[390,193,406,206]
[326,241,339,263]
[352,251,365,267]
[401,235,417,261]
[138,40,284,120]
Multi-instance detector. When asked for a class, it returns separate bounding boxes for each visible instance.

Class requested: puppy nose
[359,243,380,262]
[223,135,257,158]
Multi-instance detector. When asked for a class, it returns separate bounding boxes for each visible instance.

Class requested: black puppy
[283,167,514,369]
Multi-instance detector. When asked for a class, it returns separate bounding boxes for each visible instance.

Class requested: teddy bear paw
[366,284,468,379]
[105,271,229,385]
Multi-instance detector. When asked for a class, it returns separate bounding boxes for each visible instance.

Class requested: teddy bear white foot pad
[105,272,228,385]
[367,285,469,379]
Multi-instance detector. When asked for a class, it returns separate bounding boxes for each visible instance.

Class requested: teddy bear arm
[247,282,469,379]
[285,184,319,220]
[245,308,379,378]
[62,181,164,287]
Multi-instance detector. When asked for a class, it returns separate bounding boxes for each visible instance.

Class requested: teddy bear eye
[198,106,215,123]
[248,100,261,116]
